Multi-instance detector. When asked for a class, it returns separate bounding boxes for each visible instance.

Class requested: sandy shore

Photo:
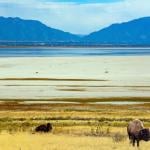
[0,56,150,99]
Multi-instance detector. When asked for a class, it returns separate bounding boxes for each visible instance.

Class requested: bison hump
[128,119,144,134]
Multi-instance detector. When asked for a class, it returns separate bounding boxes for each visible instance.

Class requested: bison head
[138,128,150,141]
[47,123,52,130]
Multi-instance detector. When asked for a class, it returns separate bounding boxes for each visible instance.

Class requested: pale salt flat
[0,56,150,99]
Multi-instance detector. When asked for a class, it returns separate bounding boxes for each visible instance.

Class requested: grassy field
[0,132,149,150]
[0,100,149,149]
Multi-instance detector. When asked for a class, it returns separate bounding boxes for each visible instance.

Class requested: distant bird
[35,123,52,133]
[127,119,150,147]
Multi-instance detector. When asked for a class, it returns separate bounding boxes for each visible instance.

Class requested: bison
[35,123,52,133]
[127,119,150,147]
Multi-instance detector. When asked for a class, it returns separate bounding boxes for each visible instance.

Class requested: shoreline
[0,96,150,102]
[1,46,150,49]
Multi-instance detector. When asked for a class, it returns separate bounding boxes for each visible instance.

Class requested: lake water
[0,47,150,57]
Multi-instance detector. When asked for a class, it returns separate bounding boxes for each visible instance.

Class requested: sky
[0,0,150,34]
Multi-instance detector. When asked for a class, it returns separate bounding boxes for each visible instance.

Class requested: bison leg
[132,137,136,147]
[137,139,140,147]
[128,132,132,144]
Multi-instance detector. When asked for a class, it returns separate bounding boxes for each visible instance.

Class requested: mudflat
[0,56,150,99]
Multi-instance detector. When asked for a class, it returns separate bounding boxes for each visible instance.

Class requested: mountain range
[0,17,79,42]
[0,16,150,45]
[84,17,150,45]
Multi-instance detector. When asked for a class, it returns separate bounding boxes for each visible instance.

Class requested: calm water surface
[0,47,150,57]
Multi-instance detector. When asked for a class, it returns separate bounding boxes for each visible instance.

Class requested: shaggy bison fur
[127,119,150,147]
[35,123,52,133]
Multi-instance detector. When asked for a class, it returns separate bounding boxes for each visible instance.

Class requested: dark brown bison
[35,123,52,133]
[127,119,150,147]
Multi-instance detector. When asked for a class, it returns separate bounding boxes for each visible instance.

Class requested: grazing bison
[127,119,150,147]
[35,123,52,133]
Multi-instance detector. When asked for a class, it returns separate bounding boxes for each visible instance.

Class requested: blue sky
[0,0,150,34]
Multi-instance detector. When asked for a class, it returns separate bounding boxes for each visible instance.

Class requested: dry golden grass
[0,102,149,149]
[0,102,149,133]
[0,132,149,150]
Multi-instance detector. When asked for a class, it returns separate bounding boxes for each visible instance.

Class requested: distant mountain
[0,17,79,42]
[84,17,150,45]
[0,16,150,45]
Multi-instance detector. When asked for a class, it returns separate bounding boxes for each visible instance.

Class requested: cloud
[0,0,150,34]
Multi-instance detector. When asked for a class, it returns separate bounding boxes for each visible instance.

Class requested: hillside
[0,17,79,42]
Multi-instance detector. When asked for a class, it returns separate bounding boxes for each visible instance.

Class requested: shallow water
[20,101,79,104]
[0,47,150,57]
[1,100,148,105]
[91,101,150,105]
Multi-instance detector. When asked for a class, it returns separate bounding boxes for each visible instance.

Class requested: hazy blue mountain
[84,17,150,45]
[0,16,150,45]
[0,17,79,42]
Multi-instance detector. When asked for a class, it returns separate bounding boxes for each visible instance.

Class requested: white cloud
[0,0,150,34]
